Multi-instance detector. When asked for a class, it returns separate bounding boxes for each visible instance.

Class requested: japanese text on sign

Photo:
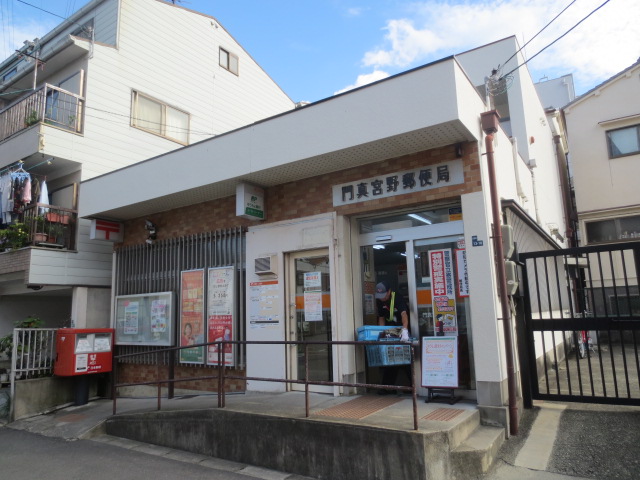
[332,160,463,207]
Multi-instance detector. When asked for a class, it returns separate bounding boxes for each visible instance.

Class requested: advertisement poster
[180,269,205,364]
[429,249,458,336]
[124,302,139,335]
[207,267,235,366]
[455,249,469,298]
[150,299,168,333]
[249,280,280,329]
[421,336,459,388]
[304,291,323,322]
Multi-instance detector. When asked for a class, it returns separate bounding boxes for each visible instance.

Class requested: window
[2,67,17,82]
[585,214,640,244]
[607,124,640,158]
[219,47,239,75]
[131,91,189,144]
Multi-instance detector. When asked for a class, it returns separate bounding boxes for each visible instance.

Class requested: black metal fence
[519,241,640,405]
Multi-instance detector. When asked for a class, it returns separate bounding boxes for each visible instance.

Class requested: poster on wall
[429,249,458,336]
[249,280,280,329]
[207,266,235,366]
[180,269,205,364]
[421,336,459,388]
[455,249,469,298]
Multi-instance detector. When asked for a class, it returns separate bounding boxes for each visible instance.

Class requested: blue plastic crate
[357,326,413,367]
[356,325,391,341]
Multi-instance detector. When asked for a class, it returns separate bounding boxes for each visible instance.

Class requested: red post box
[54,328,114,376]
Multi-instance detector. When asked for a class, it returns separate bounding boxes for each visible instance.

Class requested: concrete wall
[12,376,74,420]
[106,409,451,480]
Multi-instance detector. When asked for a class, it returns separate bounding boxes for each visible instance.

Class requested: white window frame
[219,47,239,75]
[131,90,190,145]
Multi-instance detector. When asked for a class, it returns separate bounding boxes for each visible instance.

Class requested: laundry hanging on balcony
[0,168,33,223]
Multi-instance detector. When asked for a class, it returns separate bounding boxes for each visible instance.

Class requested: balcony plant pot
[45,212,70,224]
[33,233,48,243]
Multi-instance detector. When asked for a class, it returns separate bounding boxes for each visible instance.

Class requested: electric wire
[17,0,90,32]
[500,0,577,71]
[499,0,612,81]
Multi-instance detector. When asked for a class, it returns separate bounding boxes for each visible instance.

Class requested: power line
[500,0,612,81]
[500,0,577,72]
[16,0,90,33]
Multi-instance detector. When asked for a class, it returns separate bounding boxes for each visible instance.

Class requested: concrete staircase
[450,422,505,479]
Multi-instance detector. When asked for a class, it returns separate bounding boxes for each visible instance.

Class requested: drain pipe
[480,111,519,436]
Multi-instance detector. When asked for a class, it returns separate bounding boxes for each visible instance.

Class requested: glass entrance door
[287,250,333,392]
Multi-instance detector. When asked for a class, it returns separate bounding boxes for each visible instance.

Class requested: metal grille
[520,241,640,405]
[114,228,246,367]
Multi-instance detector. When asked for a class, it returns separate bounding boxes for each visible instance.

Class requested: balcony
[0,84,84,143]
[0,204,77,252]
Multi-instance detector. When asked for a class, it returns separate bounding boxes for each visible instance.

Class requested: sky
[1,0,638,103]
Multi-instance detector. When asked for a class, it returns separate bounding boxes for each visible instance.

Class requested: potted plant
[24,109,39,127]
[0,223,29,250]
[49,223,65,244]
[0,333,12,360]
[32,215,48,243]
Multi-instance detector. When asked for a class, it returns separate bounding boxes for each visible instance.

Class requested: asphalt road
[548,404,640,479]
[482,403,640,480]
[0,428,273,480]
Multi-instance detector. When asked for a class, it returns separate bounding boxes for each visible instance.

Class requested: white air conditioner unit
[255,255,277,276]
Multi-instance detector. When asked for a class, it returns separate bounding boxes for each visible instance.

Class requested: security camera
[145,220,156,230]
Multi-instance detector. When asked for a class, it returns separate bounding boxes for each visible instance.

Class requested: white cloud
[350,0,640,94]
[347,7,365,17]
[334,69,390,95]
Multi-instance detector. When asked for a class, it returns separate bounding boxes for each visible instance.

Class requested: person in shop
[375,280,412,395]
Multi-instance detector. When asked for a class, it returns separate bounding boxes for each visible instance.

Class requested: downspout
[481,110,519,436]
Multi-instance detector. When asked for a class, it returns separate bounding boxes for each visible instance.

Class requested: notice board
[115,292,174,346]
[421,336,459,388]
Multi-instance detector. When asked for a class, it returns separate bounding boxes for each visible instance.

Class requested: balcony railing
[22,204,77,250]
[0,84,84,142]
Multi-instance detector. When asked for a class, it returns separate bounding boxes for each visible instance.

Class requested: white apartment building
[563,59,640,315]
[0,0,293,336]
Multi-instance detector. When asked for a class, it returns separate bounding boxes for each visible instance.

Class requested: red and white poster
[207,266,235,366]
[429,249,458,336]
[180,269,205,364]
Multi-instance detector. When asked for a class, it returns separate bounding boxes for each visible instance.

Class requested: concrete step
[449,425,505,480]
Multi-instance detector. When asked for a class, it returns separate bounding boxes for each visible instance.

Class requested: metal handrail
[112,339,420,430]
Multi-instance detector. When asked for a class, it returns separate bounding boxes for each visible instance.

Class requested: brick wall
[118,363,246,393]
[121,141,481,246]
[0,248,30,274]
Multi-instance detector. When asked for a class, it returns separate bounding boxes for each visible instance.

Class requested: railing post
[305,343,310,418]
[156,353,161,411]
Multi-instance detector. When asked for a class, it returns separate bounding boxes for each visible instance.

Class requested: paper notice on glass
[124,302,139,335]
[150,300,168,333]
[304,291,323,322]
[304,272,322,289]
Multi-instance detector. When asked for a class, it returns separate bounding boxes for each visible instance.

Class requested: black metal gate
[519,241,640,405]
